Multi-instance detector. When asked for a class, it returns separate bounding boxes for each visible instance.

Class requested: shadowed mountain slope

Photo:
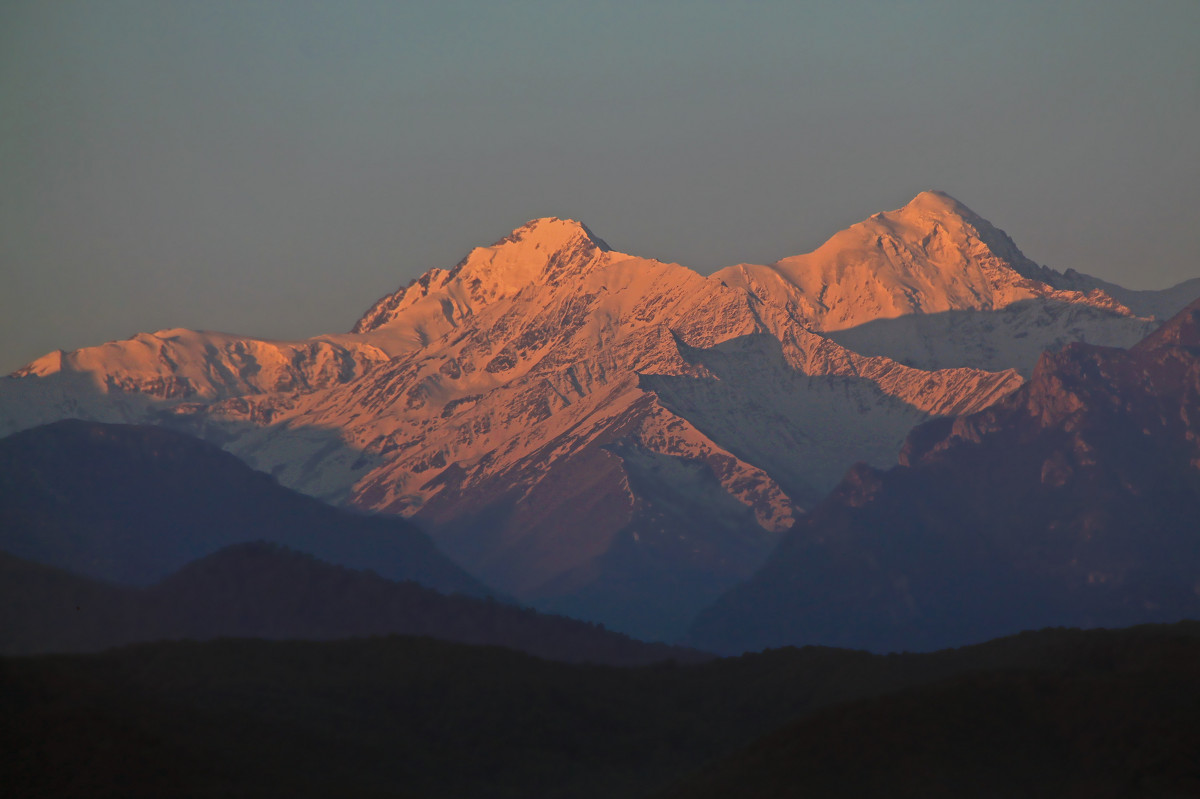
[0,420,487,596]
[825,298,1161,375]
[691,298,1200,654]
[0,544,707,664]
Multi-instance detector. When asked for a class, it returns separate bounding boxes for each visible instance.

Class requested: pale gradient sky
[2,1,1198,374]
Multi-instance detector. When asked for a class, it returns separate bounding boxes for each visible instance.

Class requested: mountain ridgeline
[2,192,1196,639]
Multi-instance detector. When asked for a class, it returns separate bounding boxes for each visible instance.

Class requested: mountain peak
[496,217,611,253]
[351,217,615,335]
[896,190,980,220]
[450,215,614,296]
[709,191,1132,335]
[871,190,1067,285]
[812,190,1011,270]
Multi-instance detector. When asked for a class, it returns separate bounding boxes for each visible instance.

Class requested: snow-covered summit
[901,189,970,215]
[353,216,614,337]
[715,191,1129,333]
[496,216,611,252]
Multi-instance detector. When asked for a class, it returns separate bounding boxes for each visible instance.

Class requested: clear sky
[2,1,1198,374]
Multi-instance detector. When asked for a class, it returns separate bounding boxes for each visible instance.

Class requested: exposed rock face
[689,298,1200,654]
[3,195,1193,639]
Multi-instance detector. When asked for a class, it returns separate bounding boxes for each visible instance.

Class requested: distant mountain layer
[6,623,1200,798]
[0,420,487,596]
[0,543,706,665]
[691,298,1200,654]
[1052,269,1200,320]
[2,192,1195,639]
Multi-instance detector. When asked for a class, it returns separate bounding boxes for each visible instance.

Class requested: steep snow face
[715,191,1130,333]
[352,217,613,345]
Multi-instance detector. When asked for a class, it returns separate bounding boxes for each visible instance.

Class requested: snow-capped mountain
[715,192,1128,330]
[3,193,1194,639]
[716,191,1164,375]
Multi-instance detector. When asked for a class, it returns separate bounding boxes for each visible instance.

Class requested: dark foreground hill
[0,543,706,666]
[691,298,1200,654]
[0,420,487,596]
[3,623,1199,798]
[657,662,1200,799]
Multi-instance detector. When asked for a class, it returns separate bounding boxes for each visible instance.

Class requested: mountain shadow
[825,297,1164,376]
[525,442,773,641]
[640,332,931,507]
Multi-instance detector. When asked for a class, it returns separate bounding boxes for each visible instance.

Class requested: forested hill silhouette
[0,543,709,665]
[5,622,1199,797]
